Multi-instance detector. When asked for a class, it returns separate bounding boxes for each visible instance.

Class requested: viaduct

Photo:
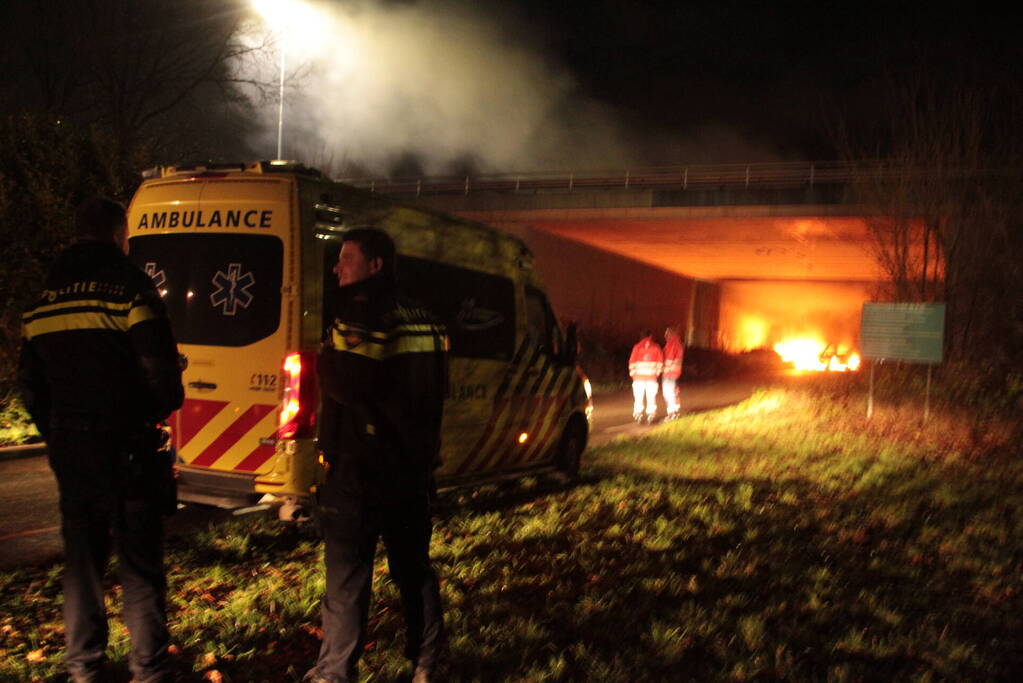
[344,162,888,353]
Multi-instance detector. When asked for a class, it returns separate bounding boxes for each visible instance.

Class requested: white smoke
[235,0,635,175]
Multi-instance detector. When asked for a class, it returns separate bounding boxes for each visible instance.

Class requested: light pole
[276,41,285,159]
[251,0,325,160]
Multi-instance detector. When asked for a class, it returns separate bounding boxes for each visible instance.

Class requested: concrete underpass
[349,164,888,354]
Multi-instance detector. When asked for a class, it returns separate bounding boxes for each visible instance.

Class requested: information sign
[860,303,945,364]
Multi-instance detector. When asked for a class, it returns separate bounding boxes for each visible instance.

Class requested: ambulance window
[398,256,516,360]
[129,234,283,346]
[525,287,561,357]
[320,247,516,360]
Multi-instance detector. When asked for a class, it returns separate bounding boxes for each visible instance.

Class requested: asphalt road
[0,457,241,571]
[587,379,757,446]
[0,380,758,570]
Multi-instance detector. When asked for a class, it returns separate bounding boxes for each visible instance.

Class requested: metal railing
[337,160,894,197]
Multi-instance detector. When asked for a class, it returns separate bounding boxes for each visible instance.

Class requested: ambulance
[127,161,592,516]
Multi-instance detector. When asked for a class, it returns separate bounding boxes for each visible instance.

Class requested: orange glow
[720,281,873,354]
[518,432,529,444]
[735,315,770,350]
[774,337,828,371]
[773,338,861,373]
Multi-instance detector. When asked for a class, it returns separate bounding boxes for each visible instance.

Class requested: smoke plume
[236,0,637,175]
[235,0,790,175]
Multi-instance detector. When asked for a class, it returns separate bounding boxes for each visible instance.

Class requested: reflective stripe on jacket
[318,273,449,495]
[18,241,183,434]
[663,336,684,380]
[628,337,663,381]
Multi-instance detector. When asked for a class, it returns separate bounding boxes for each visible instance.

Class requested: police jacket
[663,336,684,380]
[18,240,184,437]
[317,272,448,494]
[628,337,664,381]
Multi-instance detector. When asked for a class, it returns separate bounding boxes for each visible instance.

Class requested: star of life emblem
[210,263,255,316]
[144,262,167,289]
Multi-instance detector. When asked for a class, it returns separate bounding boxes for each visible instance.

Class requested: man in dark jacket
[305,228,448,683]
[18,198,184,683]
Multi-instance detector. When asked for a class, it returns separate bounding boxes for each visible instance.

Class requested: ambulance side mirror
[561,322,579,366]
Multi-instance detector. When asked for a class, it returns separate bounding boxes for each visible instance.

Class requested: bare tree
[837,68,1023,416]
[0,1,280,388]
[0,0,270,171]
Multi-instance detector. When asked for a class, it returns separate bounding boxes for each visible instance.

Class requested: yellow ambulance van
[127,161,592,515]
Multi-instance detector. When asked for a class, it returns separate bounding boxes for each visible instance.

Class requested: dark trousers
[311,471,444,682]
[47,429,168,682]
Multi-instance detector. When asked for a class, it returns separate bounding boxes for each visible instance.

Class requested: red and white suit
[662,334,684,417]
[629,336,663,419]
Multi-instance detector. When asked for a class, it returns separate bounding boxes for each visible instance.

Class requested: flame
[773,337,861,373]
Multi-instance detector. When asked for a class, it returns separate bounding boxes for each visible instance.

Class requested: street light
[250,0,328,160]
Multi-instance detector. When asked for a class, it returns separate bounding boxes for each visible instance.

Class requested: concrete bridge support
[498,224,720,352]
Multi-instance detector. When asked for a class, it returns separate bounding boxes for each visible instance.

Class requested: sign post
[860,303,946,422]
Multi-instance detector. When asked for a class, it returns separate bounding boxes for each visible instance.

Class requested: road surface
[587,379,757,446]
[0,379,758,569]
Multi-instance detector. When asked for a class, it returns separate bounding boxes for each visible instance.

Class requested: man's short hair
[342,227,396,278]
[639,328,651,339]
[75,198,126,241]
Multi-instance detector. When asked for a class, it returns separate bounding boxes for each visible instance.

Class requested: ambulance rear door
[127,174,298,494]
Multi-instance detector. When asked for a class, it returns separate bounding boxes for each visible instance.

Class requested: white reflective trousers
[632,380,659,417]
[662,378,680,415]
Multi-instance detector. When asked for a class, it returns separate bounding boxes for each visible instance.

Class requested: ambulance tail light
[278,352,317,439]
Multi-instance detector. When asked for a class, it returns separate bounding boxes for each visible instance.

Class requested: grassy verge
[2,383,1022,681]
[0,392,41,447]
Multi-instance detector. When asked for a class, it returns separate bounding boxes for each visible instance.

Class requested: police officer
[18,198,184,683]
[305,228,448,683]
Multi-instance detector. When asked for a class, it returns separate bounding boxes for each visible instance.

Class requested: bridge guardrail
[337,160,893,197]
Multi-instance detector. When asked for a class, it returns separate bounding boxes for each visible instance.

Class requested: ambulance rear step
[176,465,262,509]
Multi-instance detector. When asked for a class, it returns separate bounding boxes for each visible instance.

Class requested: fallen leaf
[26,649,45,662]
[301,624,324,639]
[204,670,224,682]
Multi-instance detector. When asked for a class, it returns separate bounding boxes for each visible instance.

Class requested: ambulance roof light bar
[257,160,324,177]
[140,161,325,180]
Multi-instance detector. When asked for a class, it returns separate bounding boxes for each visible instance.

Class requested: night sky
[2,1,1019,171]
[500,1,1021,161]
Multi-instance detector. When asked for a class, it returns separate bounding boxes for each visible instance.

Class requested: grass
[2,381,1022,681]
[0,392,40,447]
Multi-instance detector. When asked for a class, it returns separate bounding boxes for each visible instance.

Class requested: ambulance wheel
[555,419,586,479]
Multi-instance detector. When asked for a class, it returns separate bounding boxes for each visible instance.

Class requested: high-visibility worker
[307,228,448,683]
[18,198,184,683]
[628,329,663,424]
[662,326,685,420]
